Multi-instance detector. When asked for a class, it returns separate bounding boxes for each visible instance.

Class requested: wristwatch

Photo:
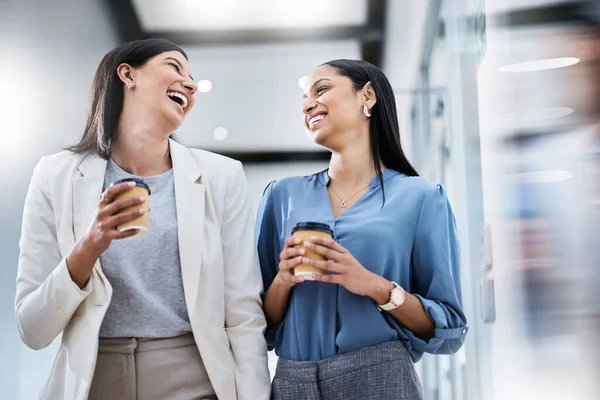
[377,282,406,311]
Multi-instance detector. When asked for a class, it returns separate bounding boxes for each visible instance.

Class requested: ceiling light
[213,127,228,141]
[505,107,574,121]
[197,79,212,93]
[498,57,579,72]
[514,170,573,183]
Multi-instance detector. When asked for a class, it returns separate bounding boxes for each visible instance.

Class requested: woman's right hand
[66,181,147,288]
[275,237,306,288]
[83,181,148,257]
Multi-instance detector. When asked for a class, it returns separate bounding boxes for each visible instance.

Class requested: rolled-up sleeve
[255,181,284,350]
[397,184,468,356]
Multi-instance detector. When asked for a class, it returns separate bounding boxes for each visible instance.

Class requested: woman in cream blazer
[15,39,270,400]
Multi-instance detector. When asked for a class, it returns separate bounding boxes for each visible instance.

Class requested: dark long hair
[322,59,419,202]
[67,39,188,158]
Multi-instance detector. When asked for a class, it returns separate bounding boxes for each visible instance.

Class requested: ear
[361,81,377,109]
[116,63,136,87]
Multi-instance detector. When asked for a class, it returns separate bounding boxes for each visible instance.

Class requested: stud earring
[126,82,133,90]
[363,105,371,119]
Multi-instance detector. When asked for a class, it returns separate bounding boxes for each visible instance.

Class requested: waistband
[98,333,197,355]
[275,341,411,383]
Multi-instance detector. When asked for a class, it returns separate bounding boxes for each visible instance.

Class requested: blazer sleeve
[221,161,271,400]
[15,156,92,350]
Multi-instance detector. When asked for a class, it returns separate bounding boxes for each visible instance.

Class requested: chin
[310,129,330,147]
[163,109,184,131]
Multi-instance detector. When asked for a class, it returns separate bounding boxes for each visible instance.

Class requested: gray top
[99,159,191,338]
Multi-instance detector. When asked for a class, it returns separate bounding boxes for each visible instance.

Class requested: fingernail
[295,237,302,243]
[299,248,305,255]
[128,182,136,187]
[139,196,147,202]
[138,208,146,214]
[304,242,313,248]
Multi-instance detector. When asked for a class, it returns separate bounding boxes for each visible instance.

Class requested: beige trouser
[88,334,217,400]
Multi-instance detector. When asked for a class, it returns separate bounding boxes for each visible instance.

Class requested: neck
[328,133,382,190]
[110,111,172,176]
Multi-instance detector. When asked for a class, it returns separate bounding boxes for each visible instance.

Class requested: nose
[182,80,197,95]
[302,98,317,115]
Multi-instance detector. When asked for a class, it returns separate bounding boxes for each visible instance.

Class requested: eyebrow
[303,78,332,99]
[165,57,195,81]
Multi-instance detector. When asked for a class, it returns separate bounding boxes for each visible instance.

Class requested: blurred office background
[1,0,599,399]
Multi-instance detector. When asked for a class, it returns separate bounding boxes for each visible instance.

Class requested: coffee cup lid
[292,222,333,235]
[110,178,151,195]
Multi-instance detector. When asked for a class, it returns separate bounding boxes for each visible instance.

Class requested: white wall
[0,1,119,398]
[382,0,430,163]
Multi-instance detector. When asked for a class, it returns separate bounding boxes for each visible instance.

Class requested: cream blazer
[14,139,271,400]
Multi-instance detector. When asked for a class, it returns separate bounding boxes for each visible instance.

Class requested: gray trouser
[88,334,217,400]
[272,341,424,400]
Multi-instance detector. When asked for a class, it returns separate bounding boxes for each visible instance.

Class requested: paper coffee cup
[110,178,151,240]
[292,222,334,280]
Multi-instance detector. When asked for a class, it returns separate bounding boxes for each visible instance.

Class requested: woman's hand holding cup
[276,237,306,287]
[84,181,148,258]
[67,180,148,288]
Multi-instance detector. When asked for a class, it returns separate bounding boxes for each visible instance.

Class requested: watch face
[391,289,404,305]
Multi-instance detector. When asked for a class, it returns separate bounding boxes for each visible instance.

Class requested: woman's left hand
[303,236,386,298]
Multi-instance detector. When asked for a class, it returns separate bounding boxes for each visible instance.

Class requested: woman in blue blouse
[256,59,468,399]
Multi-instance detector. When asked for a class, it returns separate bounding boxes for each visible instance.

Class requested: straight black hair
[66,39,187,158]
[322,59,419,203]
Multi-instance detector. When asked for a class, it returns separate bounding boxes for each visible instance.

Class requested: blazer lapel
[72,153,110,304]
[170,139,205,312]
[73,153,107,242]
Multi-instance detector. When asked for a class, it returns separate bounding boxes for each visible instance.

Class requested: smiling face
[302,64,371,149]
[119,50,198,132]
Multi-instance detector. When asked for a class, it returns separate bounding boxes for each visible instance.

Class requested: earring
[363,105,371,119]
[126,82,133,90]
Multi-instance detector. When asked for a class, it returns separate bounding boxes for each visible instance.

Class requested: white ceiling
[131,0,368,31]
[175,39,362,151]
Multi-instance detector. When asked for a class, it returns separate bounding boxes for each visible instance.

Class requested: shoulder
[398,177,452,219]
[39,150,87,171]
[403,176,440,195]
[31,151,89,187]
[386,172,440,197]
[384,172,450,212]
[179,145,244,191]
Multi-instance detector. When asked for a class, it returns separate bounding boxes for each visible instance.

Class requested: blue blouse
[256,169,468,362]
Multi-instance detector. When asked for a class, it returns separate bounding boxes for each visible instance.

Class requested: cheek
[328,102,360,128]
[137,79,164,99]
